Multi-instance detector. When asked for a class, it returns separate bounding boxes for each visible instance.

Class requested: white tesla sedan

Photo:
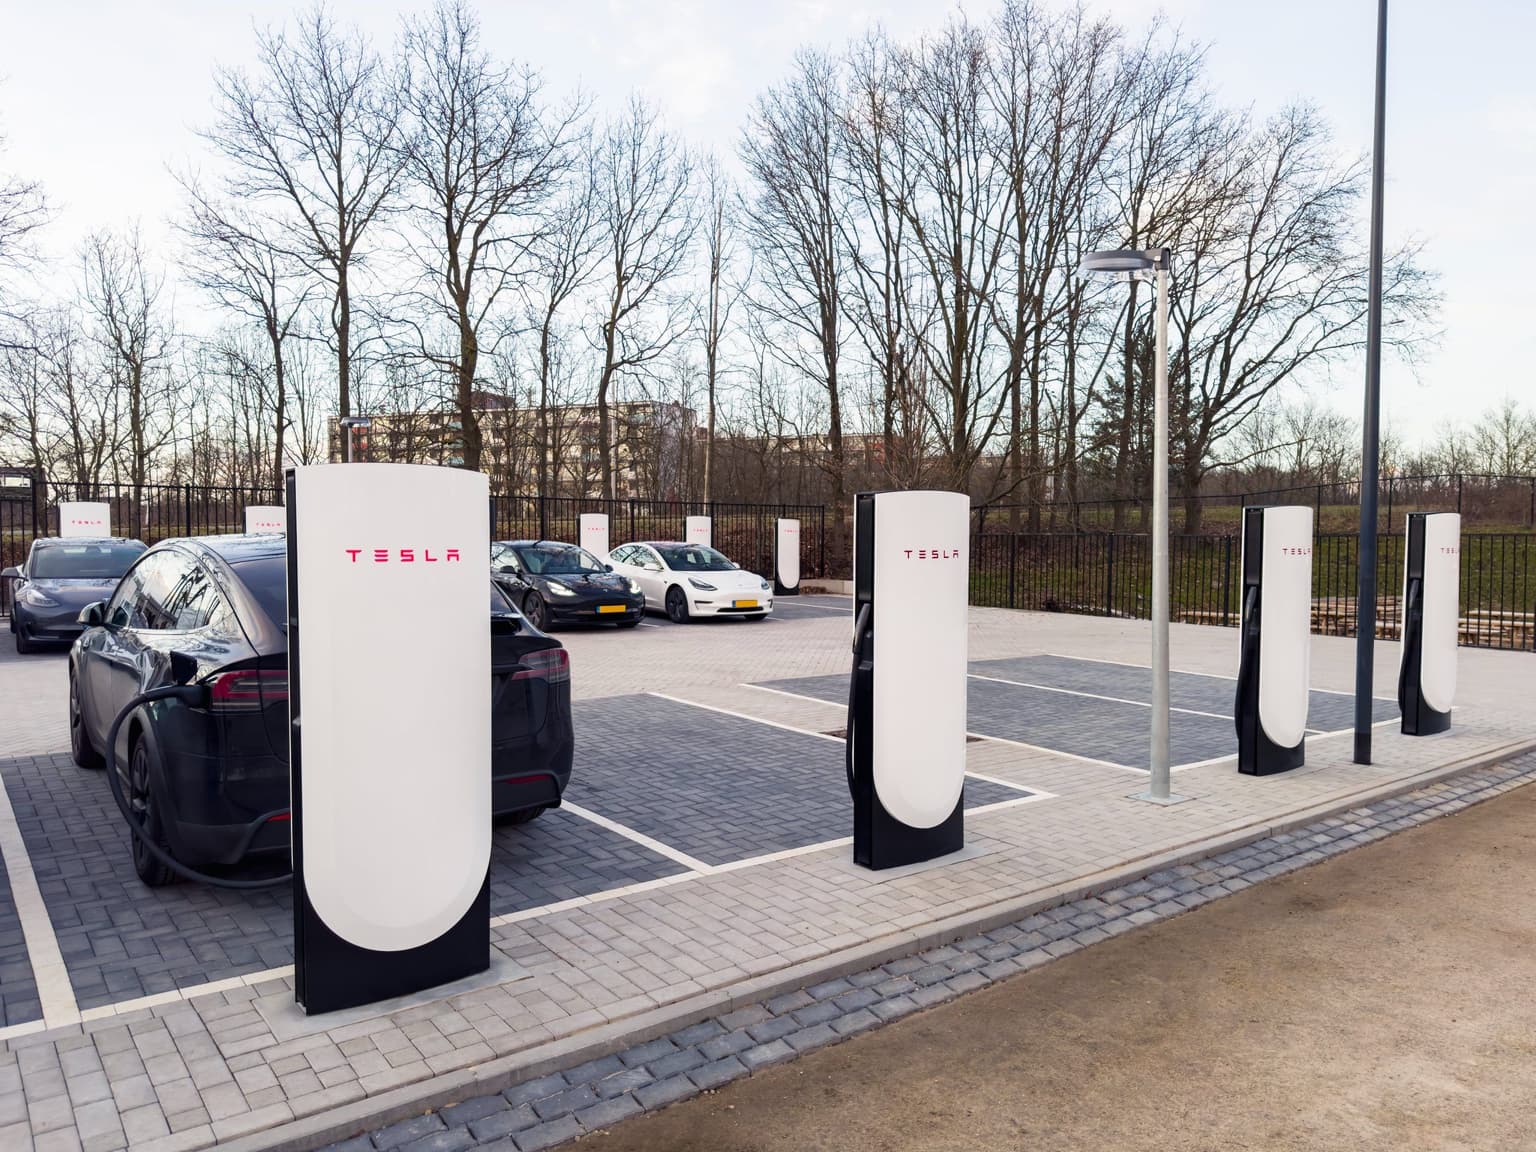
[607,541,773,623]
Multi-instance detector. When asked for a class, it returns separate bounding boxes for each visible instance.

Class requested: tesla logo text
[1438,546,1459,556]
[344,548,462,563]
[902,548,962,559]
[68,519,104,527]
[1280,546,1312,557]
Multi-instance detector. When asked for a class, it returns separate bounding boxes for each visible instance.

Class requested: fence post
[537,495,548,540]
[1007,533,1017,610]
[629,499,636,543]
[819,505,827,578]
[183,485,192,537]
[1104,534,1116,617]
[1385,476,1393,533]
[1222,535,1233,626]
[1529,477,1534,528]
[1457,473,1463,514]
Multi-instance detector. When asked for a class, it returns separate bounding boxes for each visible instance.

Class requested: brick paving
[0,603,1529,1152]
[0,850,37,1027]
[323,754,1536,1152]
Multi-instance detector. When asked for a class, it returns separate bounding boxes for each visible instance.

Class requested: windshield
[232,556,287,627]
[513,544,605,576]
[30,542,145,580]
[656,545,735,572]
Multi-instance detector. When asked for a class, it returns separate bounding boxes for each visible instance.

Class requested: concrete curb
[221,735,1536,1152]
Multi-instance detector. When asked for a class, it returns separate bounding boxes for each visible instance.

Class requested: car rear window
[231,556,288,627]
[30,542,146,579]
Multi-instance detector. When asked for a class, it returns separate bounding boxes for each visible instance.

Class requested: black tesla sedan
[69,535,574,886]
[4,537,148,653]
[491,539,645,630]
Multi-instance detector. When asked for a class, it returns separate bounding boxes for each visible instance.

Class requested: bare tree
[203,4,403,420]
[592,97,695,500]
[397,0,581,473]
[697,153,739,505]
[740,51,848,548]
[1470,397,1536,475]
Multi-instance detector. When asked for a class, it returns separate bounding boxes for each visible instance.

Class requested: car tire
[665,586,691,624]
[523,591,549,631]
[69,671,104,770]
[14,626,36,655]
[128,737,177,888]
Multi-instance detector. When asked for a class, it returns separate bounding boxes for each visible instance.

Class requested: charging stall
[847,490,968,869]
[59,502,110,538]
[1234,505,1312,776]
[774,518,800,596]
[244,506,286,535]
[685,515,712,548]
[580,513,610,559]
[286,463,491,1013]
[1399,511,1459,735]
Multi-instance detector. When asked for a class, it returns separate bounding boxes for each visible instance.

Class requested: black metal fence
[1,477,828,618]
[971,531,1536,651]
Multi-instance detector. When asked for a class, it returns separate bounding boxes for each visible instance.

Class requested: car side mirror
[78,601,106,627]
[604,563,614,572]
[1,566,19,580]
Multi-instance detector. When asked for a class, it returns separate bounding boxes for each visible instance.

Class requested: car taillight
[510,649,569,684]
[208,669,289,710]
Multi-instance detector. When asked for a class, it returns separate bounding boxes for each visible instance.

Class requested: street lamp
[1081,246,1184,805]
[339,416,372,464]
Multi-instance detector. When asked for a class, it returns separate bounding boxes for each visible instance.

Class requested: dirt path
[581,781,1536,1152]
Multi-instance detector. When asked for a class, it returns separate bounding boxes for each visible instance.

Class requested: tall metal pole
[1147,259,1174,801]
[1354,0,1388,764]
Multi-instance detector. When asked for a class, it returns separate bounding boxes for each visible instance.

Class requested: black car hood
[25,578,119,605]
[541,572,632,594]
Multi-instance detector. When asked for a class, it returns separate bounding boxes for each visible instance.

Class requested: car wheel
[128,737,177,887]
[665,586,690,624]
[522,591,549,631]
[69,671,103,770]
[14,625,35,654]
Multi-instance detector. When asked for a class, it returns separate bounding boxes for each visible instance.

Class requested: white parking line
[964,731,1146,775]
[1040,651,1398,702]
[648,690,845,744]
[0,775,79,1029]
[559,800,714,874]
[741,682,845,708]
[967,672,1233,722]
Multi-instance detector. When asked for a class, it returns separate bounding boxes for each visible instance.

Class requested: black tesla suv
[69,535,574,885]
[4,537,147,653]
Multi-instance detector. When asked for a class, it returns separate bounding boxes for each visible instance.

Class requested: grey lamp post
[339,416,371,464]
[1081,247,1184,804]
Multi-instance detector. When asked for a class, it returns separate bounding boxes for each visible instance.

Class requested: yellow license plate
[597,604,626,614]
[734,599,759,609]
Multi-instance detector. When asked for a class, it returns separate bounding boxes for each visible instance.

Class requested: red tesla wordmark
[900,548,963,560]
[343,548,464,563]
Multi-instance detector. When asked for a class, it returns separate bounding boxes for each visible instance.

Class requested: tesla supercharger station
[774,518,800,596]
[685,515,712,548]
[1400,511,1460,735]
[286,463,491,1013]
[59,502,110,538]
[847,490,968,869]
[1234,505,1313,776]
[579,512,610,558]
[244,505,285,535]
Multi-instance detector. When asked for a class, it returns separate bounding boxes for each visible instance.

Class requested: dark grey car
[4,538,147,653]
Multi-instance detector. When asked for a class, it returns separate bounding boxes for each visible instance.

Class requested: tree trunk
[336,266,352,420]
[458,321,482,472]
[1113,277,1139,532]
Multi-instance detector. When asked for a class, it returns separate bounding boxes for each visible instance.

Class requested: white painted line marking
[968,672,1233,722]
[0,773,80,1028]
[561,800,714,874]
[1040,651,1397,702]
[966,792,1055,817]
[962,770,1053,798]
[965,731,1146,775]
[648,691,845,744]
[741,682,845,708]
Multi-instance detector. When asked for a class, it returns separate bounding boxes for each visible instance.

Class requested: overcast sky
[2,0,1531,446]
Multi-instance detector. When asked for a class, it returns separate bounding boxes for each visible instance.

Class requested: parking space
[0,850,36,1026]
[567,693,1032,867]
[627,592,850,630]
[756,652,1400,773]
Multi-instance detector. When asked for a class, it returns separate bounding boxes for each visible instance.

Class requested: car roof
[32,536,144,547]
[162,534,287,564]
[496,539,579,548]
[636,541,689,548]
